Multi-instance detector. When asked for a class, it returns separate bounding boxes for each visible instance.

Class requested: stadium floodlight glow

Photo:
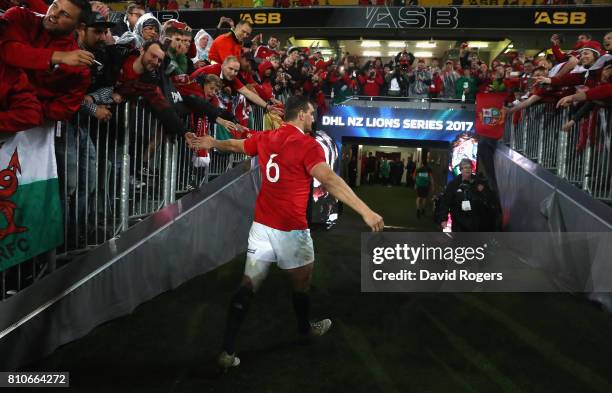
[387,41,407,48]
[416,42,437,48]
[361,41,381,48]
[468,41,489,48]
[387,51,401,56]
[414,51,433,58]
[380,146,398,148]
[363,51,382,57]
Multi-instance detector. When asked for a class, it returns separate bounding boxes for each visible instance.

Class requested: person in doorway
[414,161,434,218]
[405,156,416,187]
[380,158,390,186]
[365,151,377,184]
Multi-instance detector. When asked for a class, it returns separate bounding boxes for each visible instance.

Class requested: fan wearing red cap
[536,41,608,90]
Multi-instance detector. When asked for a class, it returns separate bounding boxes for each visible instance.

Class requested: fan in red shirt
[358,68,384,96]
[254,35,280,63]
[0,18,43,132]
[192,56,283,116]
[188,95,383,371]
[208,19,251,64]
[0,0,93,121]
[0,63,43,132]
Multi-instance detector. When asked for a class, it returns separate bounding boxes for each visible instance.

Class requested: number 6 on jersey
[266,154,280,183]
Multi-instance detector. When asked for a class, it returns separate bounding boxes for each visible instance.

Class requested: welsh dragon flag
[0,124,63,271]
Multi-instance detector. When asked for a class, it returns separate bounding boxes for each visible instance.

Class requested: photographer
[436,159,497,232]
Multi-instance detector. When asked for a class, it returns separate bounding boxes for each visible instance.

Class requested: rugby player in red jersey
[189,95,384,370]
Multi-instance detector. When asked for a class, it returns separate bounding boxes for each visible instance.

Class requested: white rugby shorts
[245,222,315,276]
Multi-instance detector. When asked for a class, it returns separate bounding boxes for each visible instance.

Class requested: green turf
[25,185,612,393]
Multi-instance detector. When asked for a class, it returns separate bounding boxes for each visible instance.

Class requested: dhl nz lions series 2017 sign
[157,6,606,31]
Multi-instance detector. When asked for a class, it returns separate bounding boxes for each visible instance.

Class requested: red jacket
[208,32,241,65]
[428,74,443,95]
[0,0,48,14]
[552,70,599,89]
[0,63,42,132]
[358,73,384,96]
[551,44,568,63]
[255,45,279,61]
[585,83,612,101]
[0,7,90,121]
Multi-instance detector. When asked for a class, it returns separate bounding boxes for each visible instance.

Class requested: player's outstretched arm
[188,134,246,154]
[310,162,384,232]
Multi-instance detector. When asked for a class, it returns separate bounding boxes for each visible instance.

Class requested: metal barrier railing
[1,99,262,301]
[504,103,612,204]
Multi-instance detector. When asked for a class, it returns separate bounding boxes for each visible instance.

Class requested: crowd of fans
[1,0,611,162]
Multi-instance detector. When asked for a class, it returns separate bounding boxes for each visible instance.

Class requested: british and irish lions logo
[479,107,506,126]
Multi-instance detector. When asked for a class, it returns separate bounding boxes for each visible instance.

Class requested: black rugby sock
[222,286,254,354]
[292,291,311,335]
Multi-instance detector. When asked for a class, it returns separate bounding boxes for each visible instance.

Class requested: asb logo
[534,11,586,25]
[0,148,27,240]
[479,107,505,126]
[240,13,281,25]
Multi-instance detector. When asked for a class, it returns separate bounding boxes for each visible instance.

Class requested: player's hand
[266,104,284,117]
[52,50,95,67]
[216,118,238,131]
[363,210,384,232]
[191,135,215,150]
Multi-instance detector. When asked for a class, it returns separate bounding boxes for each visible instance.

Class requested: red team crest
[478,107,506,126]
[0,147,28,240]
[475,92,508,140]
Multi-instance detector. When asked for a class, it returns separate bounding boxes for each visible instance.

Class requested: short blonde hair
[202,74,223,89]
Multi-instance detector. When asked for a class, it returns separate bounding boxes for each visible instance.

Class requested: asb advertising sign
[157,6,609,31]
[320,105,476,143]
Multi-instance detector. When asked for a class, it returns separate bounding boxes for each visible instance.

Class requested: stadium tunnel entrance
[310,99,479,226]
[340,137,450,192]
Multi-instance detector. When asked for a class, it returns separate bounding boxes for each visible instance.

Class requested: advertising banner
[156,6,610,31]
[320,105,476,143]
